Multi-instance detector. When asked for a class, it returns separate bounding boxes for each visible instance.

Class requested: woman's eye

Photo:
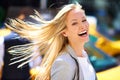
[72,22,78,25]
[82,19,87,22]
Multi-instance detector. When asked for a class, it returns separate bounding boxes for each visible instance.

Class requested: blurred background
[0,0,120,39]
[0,0,120,80]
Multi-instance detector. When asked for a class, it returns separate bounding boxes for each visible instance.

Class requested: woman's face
[63,8,89,45]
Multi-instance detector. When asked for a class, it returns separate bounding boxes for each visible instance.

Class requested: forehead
[66,9,85,21]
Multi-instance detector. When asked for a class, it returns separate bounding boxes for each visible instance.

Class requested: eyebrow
[71,16,86,21]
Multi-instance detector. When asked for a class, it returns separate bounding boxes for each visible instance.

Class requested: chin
[81,36,89,43]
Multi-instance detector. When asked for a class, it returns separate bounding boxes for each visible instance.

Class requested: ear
[61,30,67,37]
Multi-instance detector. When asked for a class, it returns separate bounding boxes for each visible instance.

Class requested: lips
[78,30,87,36]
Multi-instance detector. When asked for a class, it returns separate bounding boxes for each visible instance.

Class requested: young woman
[6,2,97,80]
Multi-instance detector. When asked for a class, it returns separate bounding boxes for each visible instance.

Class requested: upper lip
[78,30,87,35]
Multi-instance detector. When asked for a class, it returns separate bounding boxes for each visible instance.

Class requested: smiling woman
[5,2,97,80]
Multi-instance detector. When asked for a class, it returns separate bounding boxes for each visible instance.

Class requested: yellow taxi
[87,16,120,56]
[97,66,120,80]
[84,34,120,80]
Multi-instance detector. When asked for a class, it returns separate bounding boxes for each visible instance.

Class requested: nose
[86,21,89,27]
[80,22,89,30]
[84,21,89,29]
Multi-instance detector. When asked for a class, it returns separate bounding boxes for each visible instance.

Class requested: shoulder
[51,52,77,80]
[53,52,76,69]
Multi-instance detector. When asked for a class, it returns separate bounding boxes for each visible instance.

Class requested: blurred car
[95,37,120,56]
[87,16,120,56]
[84,35,120,80]
[85,35,118,72]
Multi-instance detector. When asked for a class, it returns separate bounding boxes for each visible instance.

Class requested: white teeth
[79,31,87,34]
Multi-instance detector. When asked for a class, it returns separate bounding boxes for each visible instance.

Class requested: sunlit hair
[5,2,82,80]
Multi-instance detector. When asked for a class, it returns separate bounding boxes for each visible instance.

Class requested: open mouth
[78,31,87,36]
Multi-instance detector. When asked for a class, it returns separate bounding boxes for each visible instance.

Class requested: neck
[69,42,84,57]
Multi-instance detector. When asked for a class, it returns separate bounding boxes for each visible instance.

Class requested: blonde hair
[5,2,82,80]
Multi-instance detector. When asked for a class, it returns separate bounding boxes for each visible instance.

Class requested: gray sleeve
[51,60,74,80]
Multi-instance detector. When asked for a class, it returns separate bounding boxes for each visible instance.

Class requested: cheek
[66,24,79,36]
[67,28,76,36]
[66,30,78,40]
